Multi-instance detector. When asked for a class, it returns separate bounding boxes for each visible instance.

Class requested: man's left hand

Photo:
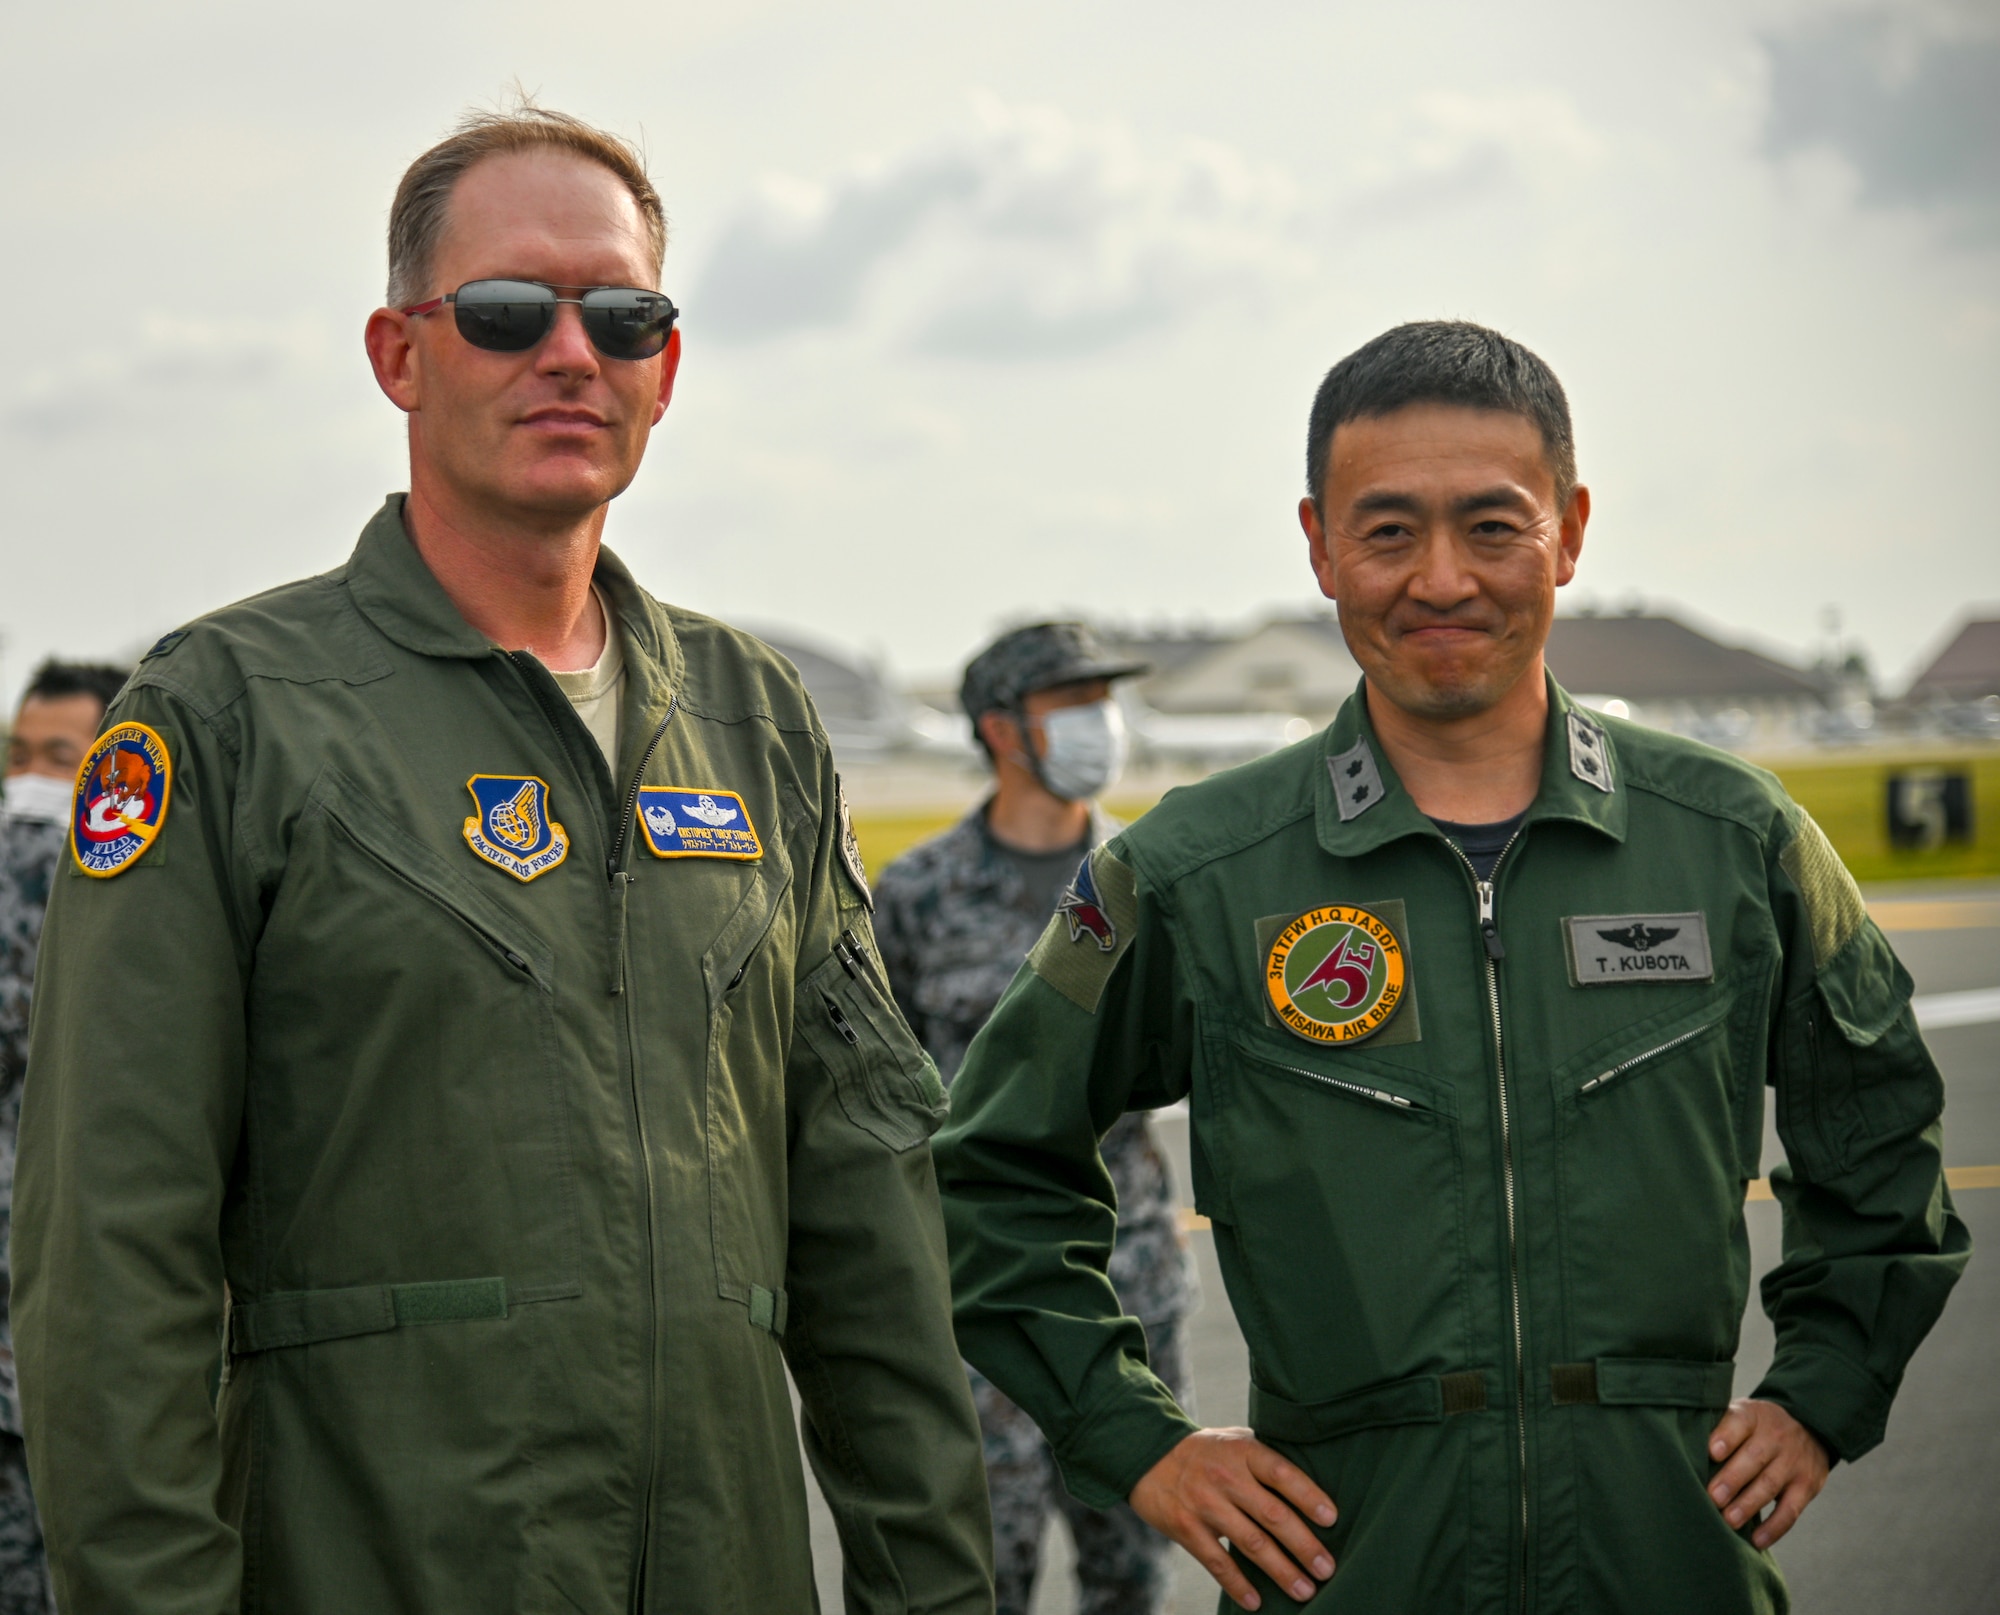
[1706,1398,1830,1549]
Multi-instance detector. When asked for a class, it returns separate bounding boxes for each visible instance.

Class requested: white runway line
[1913,987,2000,1031]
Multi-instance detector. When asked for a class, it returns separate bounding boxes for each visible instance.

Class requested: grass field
[850,754,2000,885]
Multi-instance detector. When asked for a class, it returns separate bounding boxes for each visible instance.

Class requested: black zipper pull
[1477,880,1506,960]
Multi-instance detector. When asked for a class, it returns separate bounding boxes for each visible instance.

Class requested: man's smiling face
[399,149,672,527]
[1301,402,1587,723]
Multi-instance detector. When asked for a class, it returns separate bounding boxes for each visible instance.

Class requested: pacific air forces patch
[637,787,762,860]
[1265,903,1407,1045]
[1030,845,1139,1012]
[463,775,570,881]
[71,721,172,877]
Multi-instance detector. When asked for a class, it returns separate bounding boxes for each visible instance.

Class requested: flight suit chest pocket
[1212,1032,1469,1400]
[253,770,579,1300]
[799,946,947,1151]
[1554,997,1743,1355]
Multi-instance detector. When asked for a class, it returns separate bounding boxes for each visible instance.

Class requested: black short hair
[22,658,130,715]
[1305,320,1576,512]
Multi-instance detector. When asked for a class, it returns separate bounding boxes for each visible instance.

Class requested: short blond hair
[386,100,667,307]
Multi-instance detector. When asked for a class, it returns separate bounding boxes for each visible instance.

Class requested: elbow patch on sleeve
[1028,846,1139,1013]
[1779,810,1867,970]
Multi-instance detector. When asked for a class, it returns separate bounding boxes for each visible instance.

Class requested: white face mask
[1035,700,1128,803]
[2,771,75,825]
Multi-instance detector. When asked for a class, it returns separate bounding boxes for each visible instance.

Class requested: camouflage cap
[959,623,1148,720]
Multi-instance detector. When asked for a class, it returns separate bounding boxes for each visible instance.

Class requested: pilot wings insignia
[1598,923,1680,952]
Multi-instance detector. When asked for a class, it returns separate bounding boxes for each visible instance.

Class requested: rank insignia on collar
[1567,712,1614,793]
[637,787,762,860]
[462,775,570,881]
[1266,904,1407,1045]
[1328,739,1386,821]
[71,721,172,877]
[1057,853,1118,951]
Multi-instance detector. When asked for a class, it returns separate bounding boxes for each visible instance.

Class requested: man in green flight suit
[15,103,992,1613]
[934,320,1968,1613]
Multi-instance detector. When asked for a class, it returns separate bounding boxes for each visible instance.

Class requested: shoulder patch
[1779,808,1866,968]
[1029,845,1140,1012]
[835,777,872,908]
[71,722,173,877]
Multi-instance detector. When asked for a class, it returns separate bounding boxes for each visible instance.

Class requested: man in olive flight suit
[935,321,1967,1613]
[15,105,991,1613]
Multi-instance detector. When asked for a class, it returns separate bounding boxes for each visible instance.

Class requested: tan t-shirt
[546,590,625,766]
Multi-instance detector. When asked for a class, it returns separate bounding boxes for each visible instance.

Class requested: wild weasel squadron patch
[462,775,570,881]
[71,722,172,877]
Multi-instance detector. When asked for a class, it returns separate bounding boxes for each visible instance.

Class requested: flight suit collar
[1312,671,1626,860]
[343,496,686,771]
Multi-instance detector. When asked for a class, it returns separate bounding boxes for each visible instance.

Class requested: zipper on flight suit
[1270,1062,1420,1112]
[1578,1021,1719,1094]
[1444,826,1532,1612]
[605,696,678,1612]
[505,652,681,1611]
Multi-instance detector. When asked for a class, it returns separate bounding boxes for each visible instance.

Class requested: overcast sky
[4,0,1996,704]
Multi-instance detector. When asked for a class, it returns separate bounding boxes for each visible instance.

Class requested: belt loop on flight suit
[748,1284,789,1336]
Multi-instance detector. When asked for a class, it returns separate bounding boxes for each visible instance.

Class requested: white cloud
[694,93,1313,358]
[3,316,329,439]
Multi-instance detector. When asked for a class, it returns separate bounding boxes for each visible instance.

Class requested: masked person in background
[0,658,128,1614]
[875,623,1198,1615]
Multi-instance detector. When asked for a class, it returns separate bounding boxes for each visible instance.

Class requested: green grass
[851,756,2000,886]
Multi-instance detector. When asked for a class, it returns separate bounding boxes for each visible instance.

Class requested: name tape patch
[1564,912,1712,984]
[71,721,173,877]
[1266,903,1407,1045]
[637,788,762,860]
[463,775,570,881]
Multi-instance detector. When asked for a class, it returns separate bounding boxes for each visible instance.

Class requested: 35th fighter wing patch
[71,721,172,877]
[1029,845,1139,1012]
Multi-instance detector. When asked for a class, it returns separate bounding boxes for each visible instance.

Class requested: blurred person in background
[0,657,128,1614]
[875,623,1197,1615]
[14,103,990,1614]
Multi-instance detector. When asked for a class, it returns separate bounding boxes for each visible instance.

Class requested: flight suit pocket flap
[308,767,555,985]
[1249,1370,1491,1442]
[800,950,948,1151]
[230,1277,508,1354]
[1550,1357,1734,1409]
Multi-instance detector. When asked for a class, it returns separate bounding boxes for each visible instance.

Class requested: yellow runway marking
[1869,900,2000,932]
[1179,1165,1999,1225]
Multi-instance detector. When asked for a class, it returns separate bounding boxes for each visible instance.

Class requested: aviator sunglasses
[402,279,679,361]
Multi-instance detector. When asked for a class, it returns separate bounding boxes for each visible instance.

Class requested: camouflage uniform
[877,802,1196,1615]
[0,808,59,1614]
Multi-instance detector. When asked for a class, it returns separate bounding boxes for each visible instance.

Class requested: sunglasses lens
[451,281,555,352]
[582,289,677,360]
